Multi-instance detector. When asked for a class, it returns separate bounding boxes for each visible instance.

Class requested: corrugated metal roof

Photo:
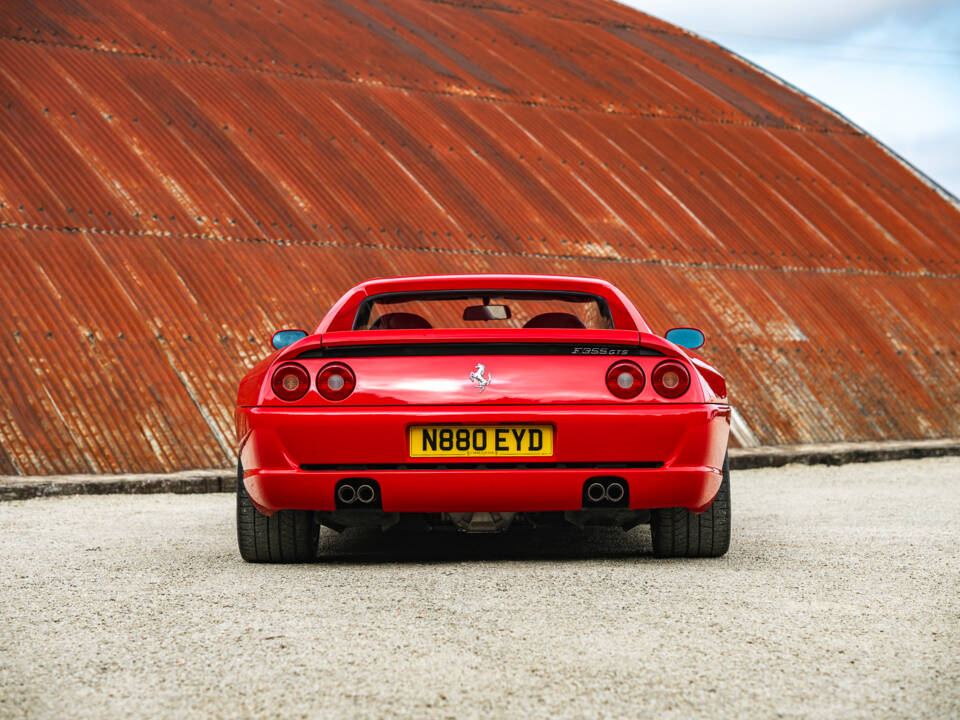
[0,0,957,474]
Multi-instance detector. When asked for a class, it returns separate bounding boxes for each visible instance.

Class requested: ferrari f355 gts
[236,274,731,561]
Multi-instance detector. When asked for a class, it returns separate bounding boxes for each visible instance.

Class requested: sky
[618,0,960,199]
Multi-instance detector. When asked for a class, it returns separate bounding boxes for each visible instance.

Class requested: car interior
[369,310,587,330]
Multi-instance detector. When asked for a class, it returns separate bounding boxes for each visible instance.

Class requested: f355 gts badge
[469,363,492,393]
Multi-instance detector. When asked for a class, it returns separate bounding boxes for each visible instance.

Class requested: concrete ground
[1,459,958,719]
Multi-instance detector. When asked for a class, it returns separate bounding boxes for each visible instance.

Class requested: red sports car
[236,274,731,562]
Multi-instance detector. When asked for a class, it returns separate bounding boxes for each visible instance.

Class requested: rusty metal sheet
[0,0,957,474]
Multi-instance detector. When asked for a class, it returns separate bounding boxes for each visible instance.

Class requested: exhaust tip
[582,477,629,508]
[336,484,357,504]
[356,484,376,504]
[585,482,606,503]
[336,479,381,508]
[605,481,625,503]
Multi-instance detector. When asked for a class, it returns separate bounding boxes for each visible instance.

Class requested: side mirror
[272,328,308,350]
[665,327,705,350]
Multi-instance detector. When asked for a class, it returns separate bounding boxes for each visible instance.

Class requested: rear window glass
[353,291,614,330]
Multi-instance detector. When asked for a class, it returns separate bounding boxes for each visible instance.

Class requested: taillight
[317,362,355,401]
[606,361,645,399]
[271,362,310,401]
[652,361,690,398]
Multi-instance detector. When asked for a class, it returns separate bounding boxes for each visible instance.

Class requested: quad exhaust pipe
[583,477,628,507]
[356,483,376,504]
[605,481,625,503]
[335,479,380,508]
[586,482,607,503]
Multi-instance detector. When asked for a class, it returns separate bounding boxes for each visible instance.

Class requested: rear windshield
[353,291,615,330]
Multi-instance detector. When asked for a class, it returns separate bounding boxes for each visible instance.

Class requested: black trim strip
[298,343,662,359]
[300,461,663,471]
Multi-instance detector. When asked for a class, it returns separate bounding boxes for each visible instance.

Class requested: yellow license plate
[409,425,553,458]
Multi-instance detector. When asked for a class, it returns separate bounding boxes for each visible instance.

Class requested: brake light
[317,362,356,401]
[606,361,644,399]
[271,362,310,401]
[652,361,690,398]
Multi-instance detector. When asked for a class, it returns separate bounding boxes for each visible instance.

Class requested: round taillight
[652,361,690,399]
[605,361,645,399]
[317,362,355,401]
[271,362,309,401]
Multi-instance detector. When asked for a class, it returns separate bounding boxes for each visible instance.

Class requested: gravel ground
[1,458,958,719]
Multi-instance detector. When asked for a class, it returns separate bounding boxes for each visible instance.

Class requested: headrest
[370,312,433,330]
[523,312,586,329]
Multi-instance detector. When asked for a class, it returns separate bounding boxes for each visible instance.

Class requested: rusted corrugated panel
[0,0,957,474]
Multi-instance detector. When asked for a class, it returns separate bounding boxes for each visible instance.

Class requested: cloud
[616,0,960,196]
[626,0,956,40]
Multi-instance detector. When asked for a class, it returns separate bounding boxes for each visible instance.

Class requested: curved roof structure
[0,0,957,474]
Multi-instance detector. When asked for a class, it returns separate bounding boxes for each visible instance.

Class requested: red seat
[370,312,433,330]
[523,312,586,329]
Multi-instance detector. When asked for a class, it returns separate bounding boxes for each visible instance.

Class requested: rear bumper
[238,404,730,514]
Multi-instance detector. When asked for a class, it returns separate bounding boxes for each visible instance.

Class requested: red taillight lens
[317,362,355,401]
[606,361,645,399]
[271,362,310,401]
[652,361,690,398]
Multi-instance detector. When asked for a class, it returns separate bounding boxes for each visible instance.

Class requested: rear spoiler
[638,332,694,361]
[281,329,670,359]
[275,329,692,360]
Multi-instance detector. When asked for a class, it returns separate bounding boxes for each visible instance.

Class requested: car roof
[317,274,649,333]
[352,273,616,293]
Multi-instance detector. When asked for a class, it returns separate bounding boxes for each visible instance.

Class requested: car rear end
[238,329,729,519]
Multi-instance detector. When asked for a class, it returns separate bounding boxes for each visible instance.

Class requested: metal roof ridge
[5,221,957,280]
[0,33,862,135]
[418,0,684,33]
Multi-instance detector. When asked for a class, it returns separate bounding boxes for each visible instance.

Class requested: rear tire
[650,452,731,558]
[236,462,318,563]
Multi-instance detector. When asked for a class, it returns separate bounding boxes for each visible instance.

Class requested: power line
[738,52,960,69]
[709,30,960,56]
